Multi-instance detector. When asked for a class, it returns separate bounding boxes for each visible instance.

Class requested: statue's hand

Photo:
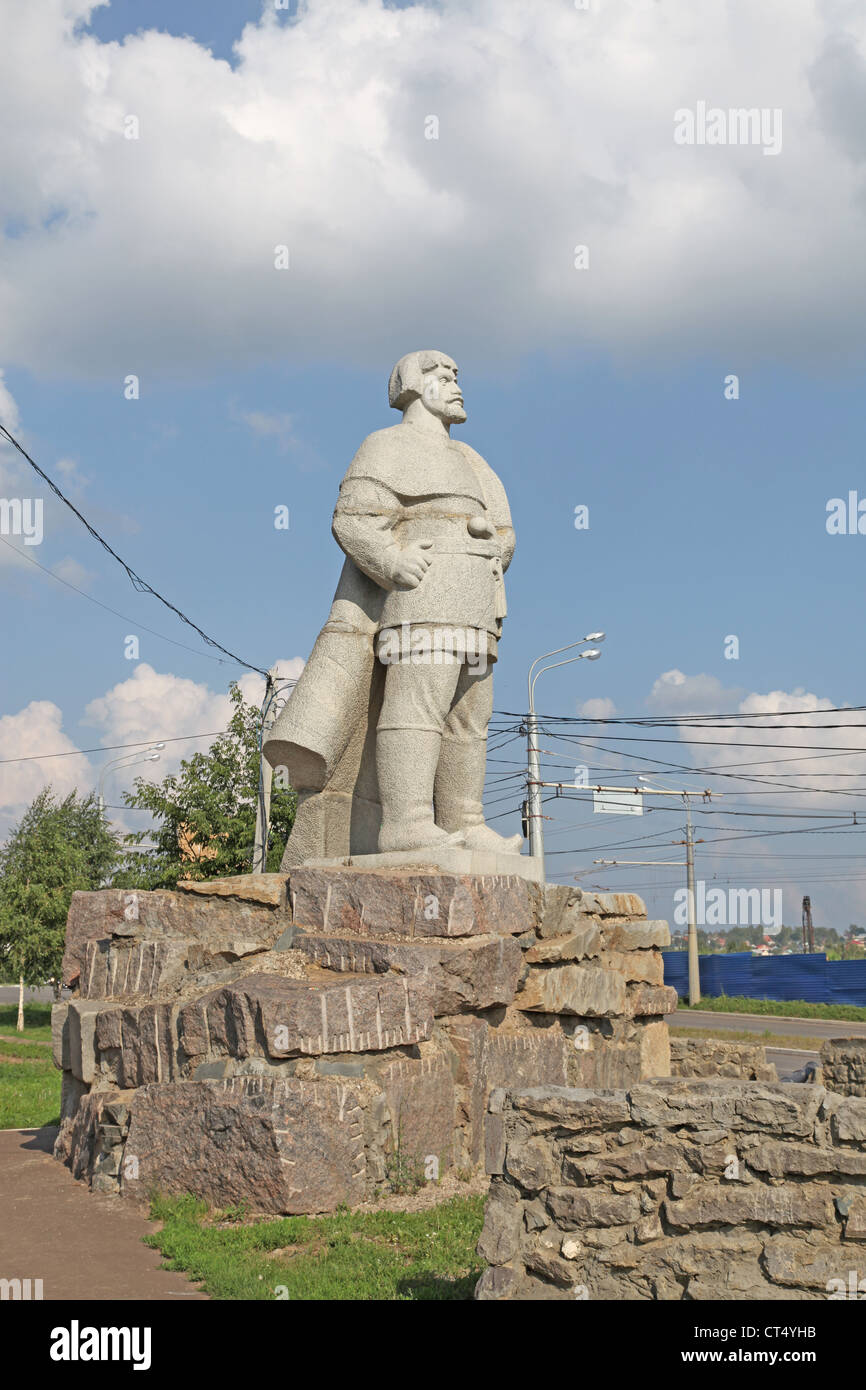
[391,540,433,588]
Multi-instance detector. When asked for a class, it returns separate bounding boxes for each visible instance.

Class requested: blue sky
[2,0,865,932]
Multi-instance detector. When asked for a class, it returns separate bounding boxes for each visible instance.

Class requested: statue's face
[419,356,466,424]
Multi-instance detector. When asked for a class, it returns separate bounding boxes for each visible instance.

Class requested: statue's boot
[434,736,524,854]
[377,729,466,853]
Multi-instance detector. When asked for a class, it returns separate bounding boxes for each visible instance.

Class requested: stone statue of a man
[264,350,522,867]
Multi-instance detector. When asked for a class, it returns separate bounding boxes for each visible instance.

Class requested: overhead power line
[0,534,233,667]
[0,732,226,766]
[494,707,866,727]
[0,422,267,675]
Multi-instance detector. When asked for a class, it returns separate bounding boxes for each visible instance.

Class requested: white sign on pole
[592,790,643,816]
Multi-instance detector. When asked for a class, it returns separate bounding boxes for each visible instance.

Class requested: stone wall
[670,1036,777,1082]
[53,869,675,1213]
[476,1078,866,1301]
[819,1038,866,1098]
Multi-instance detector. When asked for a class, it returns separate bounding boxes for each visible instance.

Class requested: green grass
[677,995,866,1024]
[0,1002,54,1041]
[146,1192,486,1300]
[0,1002,61,1128]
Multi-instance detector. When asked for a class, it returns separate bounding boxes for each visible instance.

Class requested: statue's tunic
[333,423,514,651]
[263,422,515,864]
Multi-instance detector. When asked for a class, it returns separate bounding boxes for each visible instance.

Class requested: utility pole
[802,895,814,954]
[253,668,279,874]
[684,796,700,1006]
[524,633,605,877]
[525,705,545,871]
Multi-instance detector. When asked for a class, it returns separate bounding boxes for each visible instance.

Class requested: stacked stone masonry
[818,1038,866,1098]
[476,1079,866,1301]
[670,1037,777,1082]
[53,870,675,1213]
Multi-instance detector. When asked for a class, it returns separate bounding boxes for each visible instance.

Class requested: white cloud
[639,671,866,925]
[0,369,20,434]
[578,695,617,719]
[52,555,95,588]
[0,656,305,840]
[0,700,95,836]
[240,410,297,452]
[1,0,866,377]
[646,669,746,714]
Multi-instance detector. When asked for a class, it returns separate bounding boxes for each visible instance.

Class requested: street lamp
[524,633,606,876]
[97,748,162,816]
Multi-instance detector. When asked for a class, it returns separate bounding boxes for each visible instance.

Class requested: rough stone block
[99,1002,178,1088]
[122,1077,366,1214]
[565,1142,684,1184]
[843,1196,866,1241]
[177,873,289,907]
[517,964,625,1017]
[763,1237,856,1288]
[567,1043,642,1090]
[291,931,522,1014]
[51,1002,69,1071]
[546,1186,641,1228]
[745,1141,866,1179]
[63,887,288,989]
[179,971,433,1059]
[579,893,647,919]
[474,1265,518,1300]
[628,1079,824,1137]
[599,949,663,985]
[664,1185,834,1230]
[370,1049,457,1173]
[525,925,601,963]
[511,1087,631,1129]
[531,884,583,939]
[68,1000,113,1084]
[639,1019,671,1078]
[825,1093,866,1143]
[623,984,678,1019]
[288,866,532,938]
[477,1191,523,1264]
[606,920,670,950]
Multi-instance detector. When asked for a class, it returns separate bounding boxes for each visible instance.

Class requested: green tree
[117,683,296,889]
[0,788,120,1029]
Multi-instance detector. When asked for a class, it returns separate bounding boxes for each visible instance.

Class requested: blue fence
[661,951,866,1007]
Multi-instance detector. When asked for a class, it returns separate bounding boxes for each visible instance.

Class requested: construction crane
[802,895,815,954]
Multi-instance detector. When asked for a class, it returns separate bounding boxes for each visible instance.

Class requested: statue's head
[388,350,466,425]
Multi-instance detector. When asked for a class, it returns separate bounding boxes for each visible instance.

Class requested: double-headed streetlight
[97,745,165,817]
[524,633,605,875]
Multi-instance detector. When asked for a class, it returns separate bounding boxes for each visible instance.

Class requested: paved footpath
[0,1128,207,1300]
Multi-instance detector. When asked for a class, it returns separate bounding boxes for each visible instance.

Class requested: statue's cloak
[263,555,386,867]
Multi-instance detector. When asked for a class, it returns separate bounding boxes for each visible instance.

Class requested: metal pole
[253,669,278,874]
[685,796,701,1006]
[524,636,605,877]
[525,705,545,875]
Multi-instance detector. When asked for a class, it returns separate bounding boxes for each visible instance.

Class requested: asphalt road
[765,1048,820,1080]
[672,1007,866,1042]
[0,985,56,1005]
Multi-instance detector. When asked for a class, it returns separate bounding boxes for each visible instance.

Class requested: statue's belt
[423,539,501,559]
